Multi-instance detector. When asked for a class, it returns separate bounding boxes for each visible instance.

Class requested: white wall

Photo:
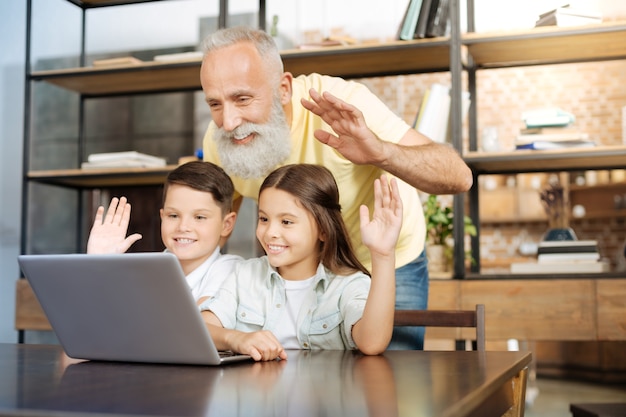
[473,0,624,31]
[0,1,27,343]
[1,0,623,343]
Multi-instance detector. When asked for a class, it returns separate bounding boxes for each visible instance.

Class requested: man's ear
[278,71,293,106]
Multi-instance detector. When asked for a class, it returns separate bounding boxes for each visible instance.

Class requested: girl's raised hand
[359,175,403,257]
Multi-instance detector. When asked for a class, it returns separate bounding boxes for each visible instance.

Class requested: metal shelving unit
[460,1,626,275]
[22,0,626,283]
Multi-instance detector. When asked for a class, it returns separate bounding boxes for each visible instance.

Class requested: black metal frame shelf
[460,0,626,277]
[22,0,626,284]
[464,146,626,175]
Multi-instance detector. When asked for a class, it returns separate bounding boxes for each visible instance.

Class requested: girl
[200,164,402,361]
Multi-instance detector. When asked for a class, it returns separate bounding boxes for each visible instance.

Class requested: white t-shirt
[273,276,316,349]
[176,246,243,300]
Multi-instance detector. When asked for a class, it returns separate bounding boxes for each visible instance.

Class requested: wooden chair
[15,279,53,342]
[393,304,486,351]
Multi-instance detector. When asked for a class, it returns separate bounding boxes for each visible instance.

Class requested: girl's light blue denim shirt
[199,256,370,350]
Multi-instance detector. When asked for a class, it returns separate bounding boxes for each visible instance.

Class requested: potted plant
[423,194,477,274]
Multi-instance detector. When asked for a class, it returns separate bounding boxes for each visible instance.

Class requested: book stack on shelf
[397,0,450,41]
[510,239,610,274]
[81,151,167,169]
[515,108,595,150]
[535,4,602,28]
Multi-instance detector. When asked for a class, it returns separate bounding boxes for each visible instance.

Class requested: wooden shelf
[465,145,626,175]
[30,60,204,97]
[464,20,626,68]
[27,166,176,188]
[32,20,626,96]
[569,181,626,192]
[30,38,456,96]
[280,38,455,79]
[465,272,626,280]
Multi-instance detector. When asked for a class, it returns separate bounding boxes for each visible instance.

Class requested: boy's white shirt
[167,246,243,301]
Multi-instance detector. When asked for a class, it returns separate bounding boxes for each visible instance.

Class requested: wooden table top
[0,343,531,417]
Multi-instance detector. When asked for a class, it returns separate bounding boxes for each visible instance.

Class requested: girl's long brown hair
[260,164,369,276]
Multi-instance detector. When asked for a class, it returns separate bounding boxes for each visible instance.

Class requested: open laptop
[18,252,251,365]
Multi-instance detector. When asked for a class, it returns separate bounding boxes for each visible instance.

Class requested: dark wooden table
[0,343,531,417]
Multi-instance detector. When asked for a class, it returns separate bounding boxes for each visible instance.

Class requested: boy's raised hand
[359,175,403,257]
[87,196,142,254]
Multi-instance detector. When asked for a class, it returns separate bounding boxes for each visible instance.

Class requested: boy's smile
[160,184,230,275]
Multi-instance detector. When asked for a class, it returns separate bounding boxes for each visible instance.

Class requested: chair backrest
[393,304,485,351]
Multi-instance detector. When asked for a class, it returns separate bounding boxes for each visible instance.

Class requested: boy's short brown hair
[163,161,234,215]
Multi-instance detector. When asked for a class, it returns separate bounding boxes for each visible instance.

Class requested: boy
[87,161,241,302]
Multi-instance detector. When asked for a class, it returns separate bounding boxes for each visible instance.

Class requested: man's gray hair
[201,26,284,82]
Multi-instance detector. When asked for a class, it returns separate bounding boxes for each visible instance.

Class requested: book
[536,13,602,27]
[414,84,470,144]
[81,159,167,169]
[92,56,143,67]
[535,5,602,27]
[537,240,599,254]
[153,51,203,62]
[521,108,575,129]
[398,0,424,41]
[537,4,601,20]
[538,239,598,247]
[537,252,600,263]
[515,139,595,150]
[510,260,609,274]
[538,245,599,255]
[415,83,450,143]
[413,0,433,39]
[426,0,450,38]
[83,151,167,169]
[515,131,590,145]
[298,37,356,50]
[519,126,585,135]
[412,88,430,128]
[87,151,166,164]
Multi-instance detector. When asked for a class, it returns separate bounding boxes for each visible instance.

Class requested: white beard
[213,98,291,179]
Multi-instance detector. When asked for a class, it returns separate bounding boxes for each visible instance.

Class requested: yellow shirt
[203,73,425,270]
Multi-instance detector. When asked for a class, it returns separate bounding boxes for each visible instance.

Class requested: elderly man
[199,26,472,349]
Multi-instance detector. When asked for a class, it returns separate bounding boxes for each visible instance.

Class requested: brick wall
[359,52,626,273]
